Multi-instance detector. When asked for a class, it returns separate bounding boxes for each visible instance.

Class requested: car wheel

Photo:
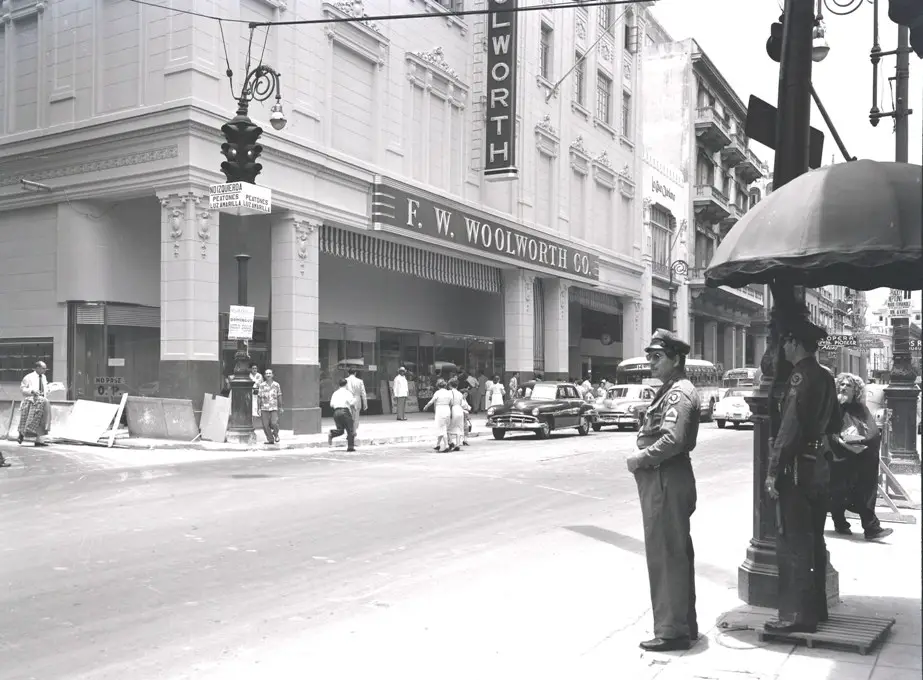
[716,419,726,429]
[577,417,590,436]
[536,421,551,439]
[492,428,506,440]
[592,423,603,432]
[733,421,740,429]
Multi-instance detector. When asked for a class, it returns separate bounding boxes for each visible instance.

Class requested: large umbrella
[705,160,922,291]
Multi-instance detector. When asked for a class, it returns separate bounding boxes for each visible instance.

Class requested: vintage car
[713,387,755,429]
[485,381,597,440]
[593,384,656,432]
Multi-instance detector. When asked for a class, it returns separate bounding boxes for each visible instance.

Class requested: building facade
[641,22,768,374]
[867,290,923,382]
[0,0,654,432]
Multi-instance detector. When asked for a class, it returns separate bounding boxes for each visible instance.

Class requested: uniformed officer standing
[627,329,700,652]
[764,316,841,634]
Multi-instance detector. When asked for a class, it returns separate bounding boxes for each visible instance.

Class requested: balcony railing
[737,148,766,183]
[693,184,731,222]
[686,268,764,305]
[720,133,747,167]
[695,106,732,153]
[652,261,669,278]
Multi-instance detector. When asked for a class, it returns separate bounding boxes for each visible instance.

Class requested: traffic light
[220,113,265,184]
[766,15,784,63]
[889,0,923,58]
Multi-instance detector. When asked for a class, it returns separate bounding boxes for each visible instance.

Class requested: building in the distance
[0,0,660,431]
[642,18,769,377]
[867,290,923,382]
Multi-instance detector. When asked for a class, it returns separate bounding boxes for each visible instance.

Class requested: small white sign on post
[888,299,912,318]
[209,182,272,215]
[228,305,255,340]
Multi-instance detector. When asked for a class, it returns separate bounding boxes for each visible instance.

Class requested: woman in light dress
[487,374,505,407]
[446,377,466,452]
[424,378,453,452]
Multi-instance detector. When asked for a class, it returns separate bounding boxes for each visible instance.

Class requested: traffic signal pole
[739,0,836,608]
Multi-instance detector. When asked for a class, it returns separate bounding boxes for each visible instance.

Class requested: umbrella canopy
[705,160,921,291]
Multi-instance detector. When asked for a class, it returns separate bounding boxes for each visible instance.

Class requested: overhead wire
[125,0,654,29]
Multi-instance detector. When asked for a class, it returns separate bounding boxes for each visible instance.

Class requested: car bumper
[716,413,750,422]
[595,413,639,426]
[487,417,542,430]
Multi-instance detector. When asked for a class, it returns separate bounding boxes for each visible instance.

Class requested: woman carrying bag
[829,373,893,541]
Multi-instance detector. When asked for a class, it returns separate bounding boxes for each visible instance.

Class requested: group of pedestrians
[422,377,470,452]
[627,320,896,654]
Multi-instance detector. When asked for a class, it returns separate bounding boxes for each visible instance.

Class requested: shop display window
[0,338,53,383]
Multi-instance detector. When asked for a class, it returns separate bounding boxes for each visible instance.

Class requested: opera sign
[372,181,599,281]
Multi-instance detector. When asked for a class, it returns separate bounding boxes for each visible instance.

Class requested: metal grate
[320,225,501,293]
[76,305,105,325]
[570,288,623,315]
[106,304,160,328]
[533,277,545,373]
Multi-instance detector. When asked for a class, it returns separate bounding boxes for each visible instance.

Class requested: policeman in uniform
[627,329,700,652]
[764,316,841,633]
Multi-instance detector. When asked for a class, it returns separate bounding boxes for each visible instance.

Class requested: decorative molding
[294,221,319,276]
[329,0,382,34]
[411,46,458,80]
[633,297,642,333]
[535,114,556,137]
[623,55,632,81]
[595,151,612,168]
[407,0,467,36]
[592,153,616,189]
[617,162,635,198]
[534,115,559,157]
[569,136,590,175]
[3,0,45,22]
[559,283,568,320]
[197,210,211,259]
[406,50,468,103]
[0,146,179,187]
[600,40,613,62]
[576,17,587,40]
[523,272,536,315]
[160,198,184,258]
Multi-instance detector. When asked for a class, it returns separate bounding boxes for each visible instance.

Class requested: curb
[16,430,486,452]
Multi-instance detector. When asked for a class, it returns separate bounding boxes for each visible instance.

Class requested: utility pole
[895,25,910,162]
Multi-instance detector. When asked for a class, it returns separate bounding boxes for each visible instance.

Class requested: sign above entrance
[372,180,600,281]
[209,182,272,215]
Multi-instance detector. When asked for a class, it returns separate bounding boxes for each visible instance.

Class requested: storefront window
[0,338,54,390]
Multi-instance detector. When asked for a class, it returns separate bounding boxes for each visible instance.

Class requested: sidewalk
[576,474,922,680]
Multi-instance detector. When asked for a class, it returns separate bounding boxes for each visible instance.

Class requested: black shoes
[764,620,817,634]
[834,525,852,535]
[17,434,23,444]
[865,527,894,541]
[639,637,691,652]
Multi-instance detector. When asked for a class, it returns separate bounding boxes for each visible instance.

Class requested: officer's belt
[653,452,691,469]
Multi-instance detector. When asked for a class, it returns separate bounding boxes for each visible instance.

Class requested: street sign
[819,334,858,349]
[910,339,922,351]
[745,95,825,170]
[228,305,255,340]
[888,299,912,318]
[209,182,272,215]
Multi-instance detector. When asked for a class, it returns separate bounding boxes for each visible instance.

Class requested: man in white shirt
[346,369,368,431]
[18,361,51,446]
[393,367,409,421]
[328,378,357,451]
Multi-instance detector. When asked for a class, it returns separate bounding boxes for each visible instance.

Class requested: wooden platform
[756,612,895,655]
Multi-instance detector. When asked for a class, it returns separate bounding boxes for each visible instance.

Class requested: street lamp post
[668,259,689,331]
[221,64,286,445]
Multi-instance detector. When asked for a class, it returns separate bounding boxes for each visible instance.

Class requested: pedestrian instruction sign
[228,305,255,340]
[209,182,272,215]
[94,376,125,398]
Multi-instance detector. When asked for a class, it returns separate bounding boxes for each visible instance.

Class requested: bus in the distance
[723,367,762,388]
[615,357,722,421]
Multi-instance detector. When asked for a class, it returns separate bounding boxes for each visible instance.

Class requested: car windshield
[529,384,558,401]
[607,386,641,399]
[724,389,754,399]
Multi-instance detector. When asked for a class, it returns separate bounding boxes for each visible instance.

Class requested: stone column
[157,190,221,408]
[752,326,768,368]
[270,213,321,435]
[622,297,645,358]
[503,269,535,383]
[737,325,747,367]
[543,279,569,381]
[723,324,736,369]
[703,320,718,364]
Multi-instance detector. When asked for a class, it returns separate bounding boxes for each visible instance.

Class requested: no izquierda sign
[209,182,272,216]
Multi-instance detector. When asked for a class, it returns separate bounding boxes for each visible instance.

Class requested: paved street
[1,427,919,680]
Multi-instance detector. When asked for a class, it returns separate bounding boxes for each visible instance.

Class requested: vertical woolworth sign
[484,0,518,180]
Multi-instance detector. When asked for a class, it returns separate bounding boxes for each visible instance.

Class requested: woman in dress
[424,378,452,452]
[446,378,465,452]
[488,374,505,407]
[829,372,893,541]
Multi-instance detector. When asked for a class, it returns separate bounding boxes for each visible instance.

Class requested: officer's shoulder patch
[788,387,798,399]
[664,407,679,423]
[790,373,803,386]
[667,391,681,405]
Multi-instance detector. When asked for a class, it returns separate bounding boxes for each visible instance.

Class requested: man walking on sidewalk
[393,367,409,421]
[328,379,357,452]
[626,329,700,652]
[258,369,283,445]
[764,316,840,634]
[346,369,368,432]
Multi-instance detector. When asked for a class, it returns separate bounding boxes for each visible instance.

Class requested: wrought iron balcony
[737,148,766,184]
[687,267,764,307]
[719,203,745,234]
[720,134,747,167]
[695,106,732,153]
[651,261,669,279]
[693,184,731,222]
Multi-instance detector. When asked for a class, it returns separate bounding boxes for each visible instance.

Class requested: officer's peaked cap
[780,316,828,344]
[645,329,691,356]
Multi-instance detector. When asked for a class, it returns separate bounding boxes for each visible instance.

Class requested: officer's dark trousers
[329,408,355,449]
[776,466,829,626]
[635,455,698,639]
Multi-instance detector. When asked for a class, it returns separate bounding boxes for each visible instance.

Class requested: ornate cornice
[0,146,179,187]
[411,46,458,80]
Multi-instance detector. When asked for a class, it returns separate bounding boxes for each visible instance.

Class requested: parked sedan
[593,384,655,432]
[713,387,755,429]
[486,382,597,440]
